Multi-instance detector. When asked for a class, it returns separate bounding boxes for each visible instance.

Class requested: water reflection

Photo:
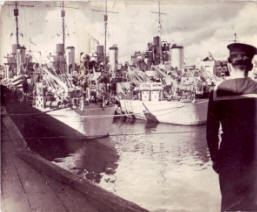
[53,141,119,184]
[26,120,220,211]
[110,122,209,168]
[99,121,220,211]
[145,121,159,132]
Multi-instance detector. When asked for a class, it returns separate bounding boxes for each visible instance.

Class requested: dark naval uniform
[207,43,257,211]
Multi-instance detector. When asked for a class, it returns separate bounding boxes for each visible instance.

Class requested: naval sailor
[206,42,257,211]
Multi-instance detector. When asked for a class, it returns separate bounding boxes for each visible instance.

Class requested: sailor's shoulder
[247,77,257,85]
[245,78,257,93]
[213,79,228,91]
[212,79,238,101]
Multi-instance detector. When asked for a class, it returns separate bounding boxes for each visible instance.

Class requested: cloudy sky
[0,0,257,65]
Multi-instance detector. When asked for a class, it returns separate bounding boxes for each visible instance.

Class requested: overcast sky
[0,0,257,65]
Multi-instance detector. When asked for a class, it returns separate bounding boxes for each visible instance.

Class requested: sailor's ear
[247,63,253,72]
[227,56,232,63]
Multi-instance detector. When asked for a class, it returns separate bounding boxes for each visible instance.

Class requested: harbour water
[25,120,220,212]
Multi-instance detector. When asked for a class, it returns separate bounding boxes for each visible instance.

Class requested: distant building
[196,55,229,77]
[213,60,229,77]
[197,57,215,75]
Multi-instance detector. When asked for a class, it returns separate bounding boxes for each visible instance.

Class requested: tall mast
[158,0,162,64]
[104,0,108,73]
[61,1,65,52]
[91,2,118,72]
[14,1,19,47]
[158,0,161,37]
[152,0,166,64]
[233,32,237,43]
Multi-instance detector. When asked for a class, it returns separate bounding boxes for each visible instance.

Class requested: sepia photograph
[0,0,257,211]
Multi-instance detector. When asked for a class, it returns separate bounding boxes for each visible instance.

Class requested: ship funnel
[66,46,75,74]
[12,44,19,55]
[153,36,161,65]
[153,36,160,47]
[56,44,65,56]
[109,45,118,73]
[170,45,184,71]
[96,45,104,63]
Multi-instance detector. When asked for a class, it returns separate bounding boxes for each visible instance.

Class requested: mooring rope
[1,110,139,118]
[22,129,196,141]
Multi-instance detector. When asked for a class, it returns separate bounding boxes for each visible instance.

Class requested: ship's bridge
[135,82,163,101]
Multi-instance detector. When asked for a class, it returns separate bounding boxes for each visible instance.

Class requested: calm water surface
[28,120,221,212]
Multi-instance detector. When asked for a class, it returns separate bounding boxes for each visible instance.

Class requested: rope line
[22,130,196,140]
[1,107,70,116]
[0,103,204,118]
[1,111,138,118]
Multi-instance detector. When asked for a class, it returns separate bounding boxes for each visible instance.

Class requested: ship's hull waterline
[39,106,116,139]
[119,99,208,125]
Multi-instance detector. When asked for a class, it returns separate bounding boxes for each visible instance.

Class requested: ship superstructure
[116,1,212,125]
[1,1,116,139]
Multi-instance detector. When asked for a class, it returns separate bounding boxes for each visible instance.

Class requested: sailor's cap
[227,43,257,58]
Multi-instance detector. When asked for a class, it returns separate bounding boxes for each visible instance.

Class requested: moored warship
[117,34,212,125]
[1,2,116,139]
[115,0,227,125]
